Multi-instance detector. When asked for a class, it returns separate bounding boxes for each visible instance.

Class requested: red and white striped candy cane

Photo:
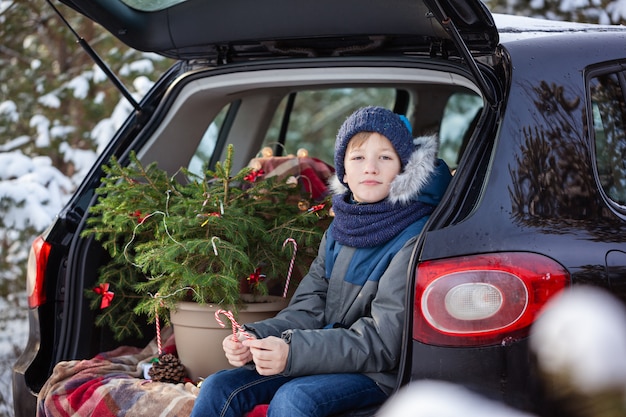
[155,307,162,356]
[282,238,298,298]
[152,292,164,355]
[215,309,253,342]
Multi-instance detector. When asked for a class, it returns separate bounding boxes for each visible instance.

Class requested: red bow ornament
[244,169,265,183]
[131,210,146,224]
[93,283,115,309]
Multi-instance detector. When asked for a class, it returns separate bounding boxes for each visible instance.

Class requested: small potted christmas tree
[82,144,330,379]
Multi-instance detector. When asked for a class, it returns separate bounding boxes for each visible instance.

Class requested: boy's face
[343,132,402,203]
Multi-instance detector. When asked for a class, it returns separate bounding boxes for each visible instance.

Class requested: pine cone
[148,353,187,384]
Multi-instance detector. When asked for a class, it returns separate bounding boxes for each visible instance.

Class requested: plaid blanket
[36,328,199,417]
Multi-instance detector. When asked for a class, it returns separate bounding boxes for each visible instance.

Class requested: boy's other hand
[243,336,289,375]
[223,332,256,367]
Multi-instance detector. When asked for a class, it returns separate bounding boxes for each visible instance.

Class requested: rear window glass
[262,88,482,169]
[188,105,229,176]
[439,93,483,170]
[187,85,482,180]
[590,72,626,207]
[263,88,397,165]
[121,0,186,11]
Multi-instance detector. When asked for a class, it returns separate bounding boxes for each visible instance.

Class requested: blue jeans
[190,367,387,417]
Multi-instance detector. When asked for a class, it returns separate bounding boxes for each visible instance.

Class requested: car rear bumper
[409,338,544,413]
[12,309,43,417]
[12,358,38,417]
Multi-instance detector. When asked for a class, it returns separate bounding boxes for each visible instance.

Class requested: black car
[13,0,626,416]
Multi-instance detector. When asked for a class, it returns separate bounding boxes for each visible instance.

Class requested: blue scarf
[330,194,434,248]
[326,217,429,288]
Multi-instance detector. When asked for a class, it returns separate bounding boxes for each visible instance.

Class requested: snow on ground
[0,292,28,417]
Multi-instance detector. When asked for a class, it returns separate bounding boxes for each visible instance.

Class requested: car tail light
[414,252,569,347]
[27,235,51,308]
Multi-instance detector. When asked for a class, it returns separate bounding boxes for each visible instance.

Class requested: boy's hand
[243,336,289,375]
[222,332,256,367]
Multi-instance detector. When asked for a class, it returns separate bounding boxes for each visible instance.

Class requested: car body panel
[404,29,626,411]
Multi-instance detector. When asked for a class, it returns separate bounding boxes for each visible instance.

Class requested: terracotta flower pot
[170,295,289,381]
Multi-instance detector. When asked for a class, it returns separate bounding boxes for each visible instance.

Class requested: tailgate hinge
[426,2,496,105]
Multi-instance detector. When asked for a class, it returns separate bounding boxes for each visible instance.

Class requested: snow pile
[378,380,536,417]
[530,286,626,392]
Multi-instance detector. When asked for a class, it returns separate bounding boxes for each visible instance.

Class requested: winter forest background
[2,0,626,415]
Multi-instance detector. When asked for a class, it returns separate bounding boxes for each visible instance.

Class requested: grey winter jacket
[245,216,428,395]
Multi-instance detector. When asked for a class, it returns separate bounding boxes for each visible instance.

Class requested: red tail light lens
[414,252,569,347]
[27,235,51,308]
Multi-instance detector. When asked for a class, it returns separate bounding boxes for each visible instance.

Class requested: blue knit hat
[334,106,414,186]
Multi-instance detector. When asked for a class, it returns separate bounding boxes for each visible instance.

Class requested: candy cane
[150,288,200,355]
[155,307,163,356]
[215,309,252,342]
[211,236,220,256]
[152,293,164,356]
[282,238,298,298]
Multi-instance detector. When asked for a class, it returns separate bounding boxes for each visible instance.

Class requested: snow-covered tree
[0,0,172,289]
[484,0,626,24]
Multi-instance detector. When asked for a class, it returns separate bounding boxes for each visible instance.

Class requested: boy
[191,106,451,417]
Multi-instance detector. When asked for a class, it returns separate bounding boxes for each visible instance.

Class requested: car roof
[56,0,498,61]
[494,13,626,43]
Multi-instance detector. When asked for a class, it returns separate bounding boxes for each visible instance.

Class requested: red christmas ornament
[244,169,265,182]
[308,203,326,213]
[131,210,146,224]
[247,267,266,285]
[93,283,114,309]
